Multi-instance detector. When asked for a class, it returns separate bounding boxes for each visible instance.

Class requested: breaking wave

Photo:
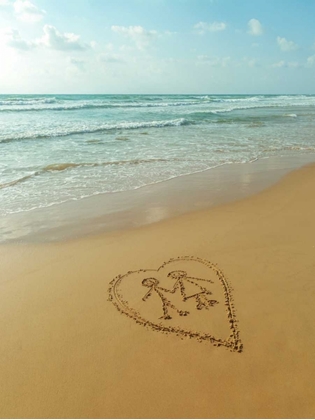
[0,118,188,143]
[0,99,211,113]
[1,94,315,114]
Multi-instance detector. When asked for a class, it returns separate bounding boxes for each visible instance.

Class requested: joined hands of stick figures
[142,270,218,320]
[142,278,189,320]
[167,270,219,310]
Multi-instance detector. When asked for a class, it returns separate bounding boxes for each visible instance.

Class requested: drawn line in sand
[108,256,243,352]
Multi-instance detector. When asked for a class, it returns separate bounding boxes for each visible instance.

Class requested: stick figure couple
[142,270,218,320]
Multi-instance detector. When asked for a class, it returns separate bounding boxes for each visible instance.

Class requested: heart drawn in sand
[108,256,242,352]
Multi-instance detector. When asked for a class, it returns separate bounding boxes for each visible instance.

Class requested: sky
[0,0,314,94]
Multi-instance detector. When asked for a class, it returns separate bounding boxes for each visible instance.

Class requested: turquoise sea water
[1,94,315,216]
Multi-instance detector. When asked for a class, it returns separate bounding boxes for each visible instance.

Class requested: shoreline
[1,159,315,417]
[1,151,315,243]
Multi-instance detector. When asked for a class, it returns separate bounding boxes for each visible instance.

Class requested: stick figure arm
[186,276,214,284]
[158,280,180,294]
[142,288,153,301]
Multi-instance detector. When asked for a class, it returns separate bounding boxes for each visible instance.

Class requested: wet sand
[1,161,315,418]
[1,153,315,244]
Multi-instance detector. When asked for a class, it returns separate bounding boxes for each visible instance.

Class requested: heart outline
[108,256,242,353]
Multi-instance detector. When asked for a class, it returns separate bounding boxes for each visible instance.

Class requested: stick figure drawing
[142,278,189,320]
[167,270,219,310]
[142,270,219,320]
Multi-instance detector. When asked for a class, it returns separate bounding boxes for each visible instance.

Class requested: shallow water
[1,94,315,216]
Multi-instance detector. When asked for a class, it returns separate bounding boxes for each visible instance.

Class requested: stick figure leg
[157,289,189,319]
[196,293,219,310]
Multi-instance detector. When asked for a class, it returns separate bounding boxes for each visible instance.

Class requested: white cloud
[288,61,300,68]
[164,30,177,36]
[247,58,259,67]
[0,0,11,6]
[5,25,90,52]
[13,0,45,23]
[246,58,259,67]
[36,25,89,51]
[306,54,315,67]
[194,21,226,35]
[247,19,263,36]
[197,55,230,67]
[98,53,125,63]
[277,36,298,52]
[68,57,86,71]
[272,60,286,68]
[5,28,35,50]
[271,60,301,68]
[104,43,114,51]
[119,44,135,52]
[111,25,158,50]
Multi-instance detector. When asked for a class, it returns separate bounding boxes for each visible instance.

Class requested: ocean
[1,94,315,217]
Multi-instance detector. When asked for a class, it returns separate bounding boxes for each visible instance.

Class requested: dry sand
[1,162,315,418]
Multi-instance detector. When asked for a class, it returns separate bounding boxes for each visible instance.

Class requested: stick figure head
[167,270,187,280]
[142,277,159,288]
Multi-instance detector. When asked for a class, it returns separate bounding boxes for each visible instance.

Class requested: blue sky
[0,0,314,93]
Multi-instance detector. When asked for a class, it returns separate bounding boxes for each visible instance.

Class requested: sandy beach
[1,161,315,418]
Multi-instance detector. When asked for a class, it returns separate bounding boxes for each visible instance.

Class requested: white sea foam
[0,99,210,113]
[0,118,188,143]
[0,97,58,106]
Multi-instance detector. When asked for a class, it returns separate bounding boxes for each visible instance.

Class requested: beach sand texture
[1,163,315,418]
